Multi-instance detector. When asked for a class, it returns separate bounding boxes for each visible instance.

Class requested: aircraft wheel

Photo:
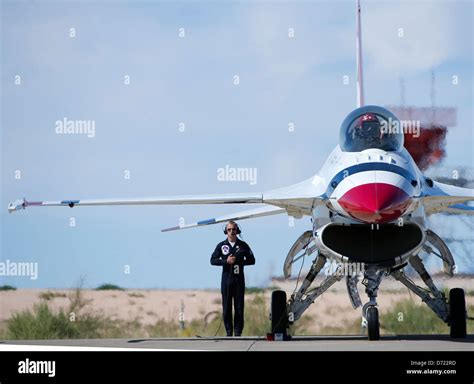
[449,288,467,338]
[367,306,380,340]
[271,290,288,334]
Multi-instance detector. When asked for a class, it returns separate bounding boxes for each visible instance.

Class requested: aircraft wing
[162,205,286,232]
[8,175,328,216]
[7,193,264,213]
[421,180,474,215]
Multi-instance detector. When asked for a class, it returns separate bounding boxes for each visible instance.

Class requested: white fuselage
[314,145,423,225]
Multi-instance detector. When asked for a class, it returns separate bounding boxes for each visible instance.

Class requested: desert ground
[1,275,473,335]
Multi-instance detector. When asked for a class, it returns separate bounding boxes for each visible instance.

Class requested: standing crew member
[210,221,255,337]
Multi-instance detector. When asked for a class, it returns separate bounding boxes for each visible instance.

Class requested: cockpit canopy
[339,105,404,152]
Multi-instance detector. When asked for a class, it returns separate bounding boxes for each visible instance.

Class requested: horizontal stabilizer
[162,205,286,232]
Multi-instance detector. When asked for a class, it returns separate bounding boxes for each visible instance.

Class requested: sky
[1,0,473,289]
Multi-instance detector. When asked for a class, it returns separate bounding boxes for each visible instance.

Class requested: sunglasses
[227,228,238,232]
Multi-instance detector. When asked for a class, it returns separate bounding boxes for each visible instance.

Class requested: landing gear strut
[391,255,467,339]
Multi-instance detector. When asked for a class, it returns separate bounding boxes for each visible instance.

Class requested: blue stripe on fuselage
[326,162,416,197]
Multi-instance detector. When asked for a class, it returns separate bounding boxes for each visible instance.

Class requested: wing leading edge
[8,193,264,213]
[8,176,327,229]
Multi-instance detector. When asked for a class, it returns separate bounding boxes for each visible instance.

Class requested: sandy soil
[1,276,472,332]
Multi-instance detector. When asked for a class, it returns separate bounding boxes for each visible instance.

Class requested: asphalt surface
[2,334,473,351]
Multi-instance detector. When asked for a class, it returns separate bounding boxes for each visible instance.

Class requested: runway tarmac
[2,334,473,351]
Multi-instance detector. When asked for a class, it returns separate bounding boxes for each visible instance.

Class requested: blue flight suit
[210,238,255,336]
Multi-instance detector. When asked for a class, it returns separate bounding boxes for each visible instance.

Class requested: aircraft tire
[367,306,380,340]
[271,290,288,334]
[449,288,467,338]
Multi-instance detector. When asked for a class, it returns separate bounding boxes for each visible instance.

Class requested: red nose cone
[338,183,411,223]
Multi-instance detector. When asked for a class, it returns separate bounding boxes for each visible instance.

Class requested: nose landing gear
[364,305,380,340]
[361,267,386,340]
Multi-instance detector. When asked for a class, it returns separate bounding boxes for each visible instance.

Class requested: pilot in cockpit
[340,107,403,153]
[350,113,383,147]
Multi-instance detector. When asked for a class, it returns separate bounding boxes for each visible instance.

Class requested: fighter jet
[8,0,473,340]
